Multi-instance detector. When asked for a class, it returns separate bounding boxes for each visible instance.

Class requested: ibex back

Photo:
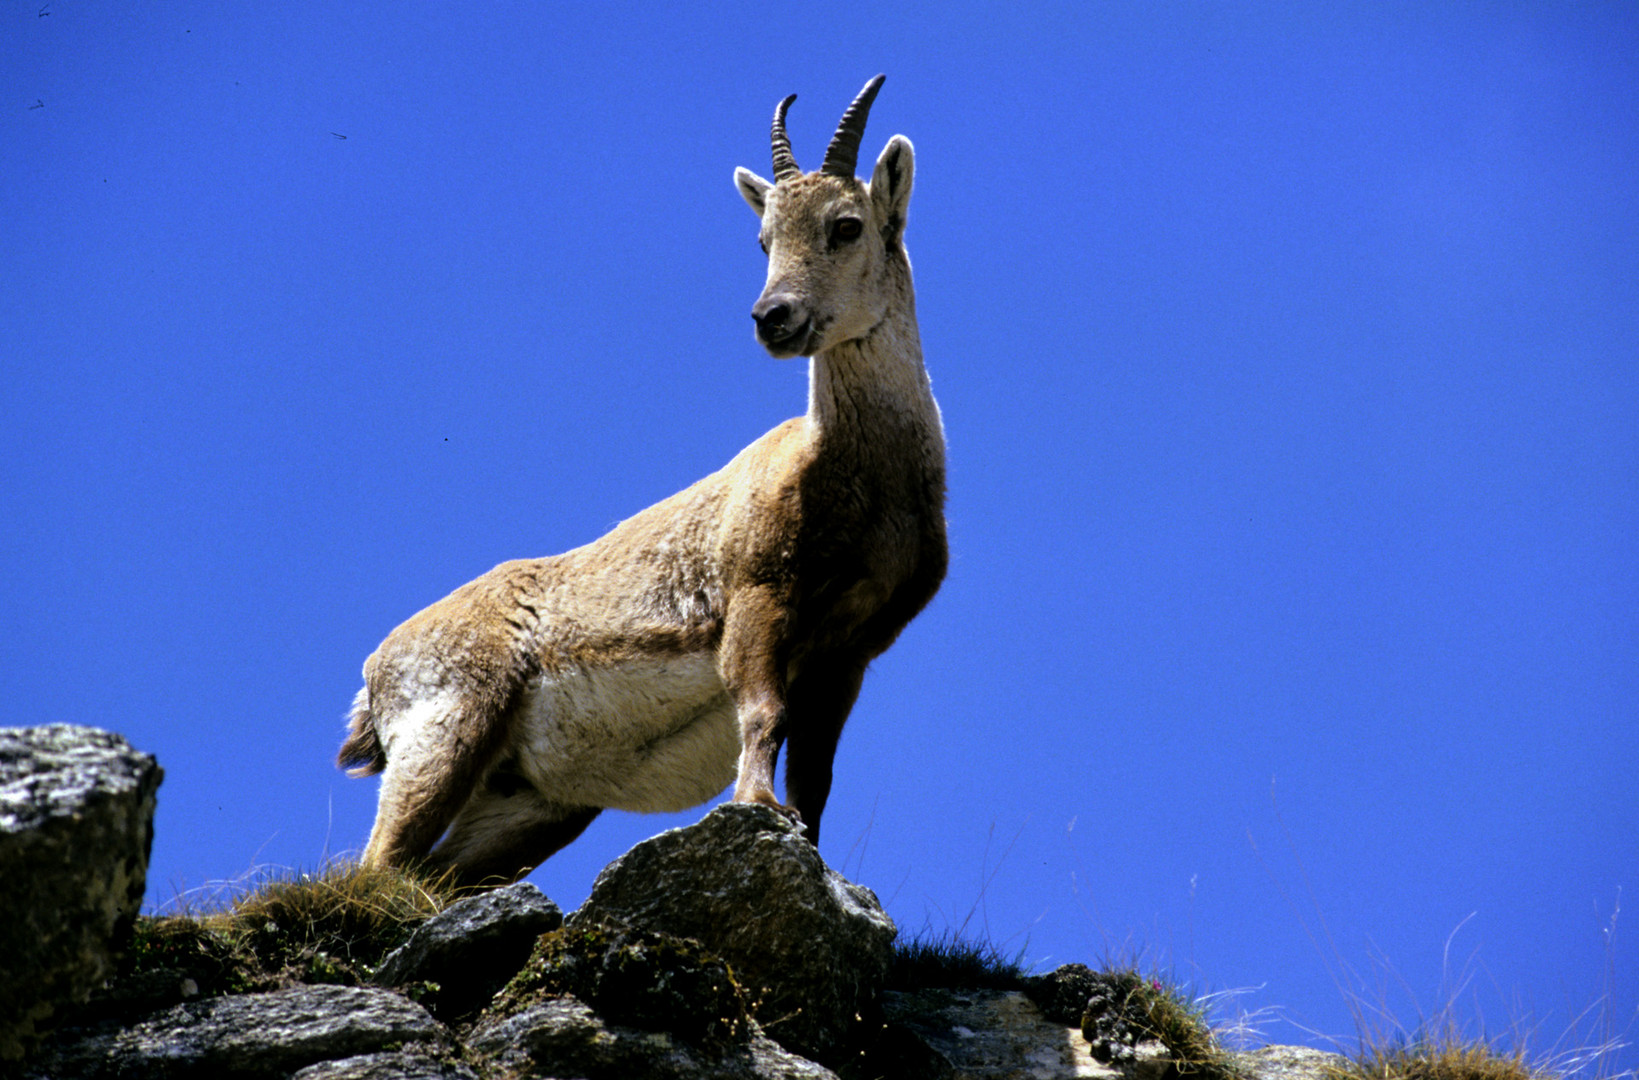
[338,75,947,887]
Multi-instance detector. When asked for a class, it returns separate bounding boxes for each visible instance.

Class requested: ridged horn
[821,74,886,178]
[770,93,801,182]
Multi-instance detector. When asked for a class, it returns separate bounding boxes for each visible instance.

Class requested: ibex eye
[830,218,864,245]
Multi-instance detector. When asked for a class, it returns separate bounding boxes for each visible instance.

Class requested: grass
[1325,1031,1548,1080]
[1111,967,1227,1070]
[1243,792,1635,1080]
[890,928,1244,1079]
[1316,990,1632,1080]
[1065,963,1241,1079]
[194,861,460,967]
[121,857,1628,1080]
[888,929,1032,991]
[121,861,463,997]
[1296,906,1633,1080]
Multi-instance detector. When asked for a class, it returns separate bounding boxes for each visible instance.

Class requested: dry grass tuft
[196,860,461,971]
[1327,1034,1549,1080]
[1093,966,1239,1079]
[126,860,463,994]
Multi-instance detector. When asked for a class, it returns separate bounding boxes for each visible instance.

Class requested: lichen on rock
[569,802,897,1062]
[0,725,163,1061]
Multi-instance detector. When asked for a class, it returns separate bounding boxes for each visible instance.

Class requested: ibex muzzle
[751,291,813,356]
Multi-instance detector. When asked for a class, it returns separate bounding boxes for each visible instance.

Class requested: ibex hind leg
[424,784,601,888]
[359,695,511,870]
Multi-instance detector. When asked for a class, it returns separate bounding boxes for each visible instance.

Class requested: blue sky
[4,2,1634,1068]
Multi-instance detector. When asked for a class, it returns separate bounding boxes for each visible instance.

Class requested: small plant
[1114,969,1223,1071]
[122,914,267,999]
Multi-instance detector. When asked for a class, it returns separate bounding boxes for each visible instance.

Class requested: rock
[1030,963,1106,1027]
[288,1051,480,1080]
[882,986,1169,1080]
[0,725,163,1062]
[1030,964,1157,1067]
[468,995,840,1080]
[494,922,752,1048]
[1228,1044,1352,1080]
[1026,964,1213,1076]
[836,1017,956,1080]
[26,984,446,1079]
[569,802,896,1063]
[372,880,562,1019]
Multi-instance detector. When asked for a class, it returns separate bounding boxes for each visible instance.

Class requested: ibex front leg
[782,657,867,846]
[721,587,799,820]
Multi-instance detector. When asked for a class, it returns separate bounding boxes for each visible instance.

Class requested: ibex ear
[735,167,773,218]
[870,135,914,242]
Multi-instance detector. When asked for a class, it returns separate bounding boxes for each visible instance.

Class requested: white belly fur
[511,651,739,814]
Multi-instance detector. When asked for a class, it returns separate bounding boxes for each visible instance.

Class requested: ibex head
[734,75,915,359]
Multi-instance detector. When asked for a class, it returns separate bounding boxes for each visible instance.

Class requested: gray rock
[1228,1044,1352,1080]
[468,995,839,1080]
[1029,963,1107,1026]
[882,986,1163,1080]
[26,984,446,1079]
[569,802,896,1063]
[288,1050,480,1080]
[0,725,163,1062]
[836,1017,956,1080]
[373,880,562,1019]
[1028,964,1164,1067]
[498,922,751,1048]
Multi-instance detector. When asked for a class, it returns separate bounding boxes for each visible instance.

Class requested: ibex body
[339,76,946,886]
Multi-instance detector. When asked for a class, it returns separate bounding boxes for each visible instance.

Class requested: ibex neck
[806,301,939,443]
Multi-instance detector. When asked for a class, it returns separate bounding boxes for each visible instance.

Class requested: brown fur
[340,77,945,887]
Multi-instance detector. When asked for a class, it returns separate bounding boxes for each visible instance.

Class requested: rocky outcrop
[24,984,448,1080]
[1230,1045,1353,1080]
[882,986,1150,1079]
[6,727,1354,1080]
[490,921,754,1049]
[570,802,896,1062]
[469,995,841,1080]
[0,725,163,1062]
[287,1052,480,1080]
[372,880,563,1020]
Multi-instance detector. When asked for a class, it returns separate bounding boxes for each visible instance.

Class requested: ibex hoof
[733,790,804,827]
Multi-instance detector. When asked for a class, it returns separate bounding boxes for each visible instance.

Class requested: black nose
[752,293,799,338]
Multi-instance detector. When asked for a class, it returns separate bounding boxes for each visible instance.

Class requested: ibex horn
[770,94,801,182]
[821,74,886,179]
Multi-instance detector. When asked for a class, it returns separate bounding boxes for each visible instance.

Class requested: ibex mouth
[756,319,816,358]
[752,294,818,357]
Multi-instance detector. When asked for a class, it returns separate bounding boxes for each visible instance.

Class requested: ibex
[338,75,946,887]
